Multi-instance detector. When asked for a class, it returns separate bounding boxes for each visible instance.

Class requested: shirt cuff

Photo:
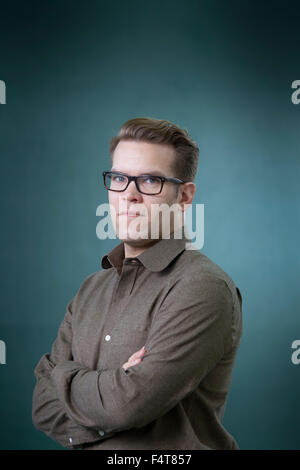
[50,360,115,448]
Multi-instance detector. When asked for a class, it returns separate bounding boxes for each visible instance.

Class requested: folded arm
[32,298,104,448]
[50,276,235,435]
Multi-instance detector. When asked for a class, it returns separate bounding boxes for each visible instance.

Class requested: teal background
[0,0,299,450]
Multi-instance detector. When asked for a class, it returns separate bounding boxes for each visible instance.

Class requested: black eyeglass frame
[102,171,186,195]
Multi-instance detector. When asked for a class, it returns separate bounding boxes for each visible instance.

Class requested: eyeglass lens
[105,173,162,194]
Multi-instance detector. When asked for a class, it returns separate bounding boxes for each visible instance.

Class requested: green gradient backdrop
[0,0,299,450]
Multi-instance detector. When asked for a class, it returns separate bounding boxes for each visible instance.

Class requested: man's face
[108,140,184,246]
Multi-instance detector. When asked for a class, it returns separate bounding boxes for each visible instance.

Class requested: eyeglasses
[102,171,185,195]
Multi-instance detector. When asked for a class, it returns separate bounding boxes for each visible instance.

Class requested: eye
[112,174,126,182]
[143,176,159,184]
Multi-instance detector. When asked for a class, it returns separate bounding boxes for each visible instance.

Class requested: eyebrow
[111,168,166,177]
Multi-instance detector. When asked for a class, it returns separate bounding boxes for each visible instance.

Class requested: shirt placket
[100,260,140,361]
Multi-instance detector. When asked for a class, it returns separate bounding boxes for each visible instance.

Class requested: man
[32,117,243,450]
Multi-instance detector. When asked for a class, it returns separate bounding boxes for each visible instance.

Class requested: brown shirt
[32,226,243,450]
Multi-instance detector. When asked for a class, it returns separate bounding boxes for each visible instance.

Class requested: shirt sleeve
[50,275,237,435]
[32,297,105,448]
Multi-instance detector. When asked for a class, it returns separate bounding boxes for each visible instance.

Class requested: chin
[119,233,149,244]
[116,222,149,242]
[118,228,160,245]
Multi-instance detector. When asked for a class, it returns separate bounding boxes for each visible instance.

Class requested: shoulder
[161,251,234,313]
[170,249,243,345]
[165,248,244,323]
[173,248,237,295]
[71,268,112,301]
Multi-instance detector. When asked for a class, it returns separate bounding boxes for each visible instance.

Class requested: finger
[128,351,145,363]
[128,353,144,365]
[122,357,141,371]
[128,346,147,361]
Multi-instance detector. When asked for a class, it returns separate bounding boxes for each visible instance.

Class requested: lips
[119,211,141,217]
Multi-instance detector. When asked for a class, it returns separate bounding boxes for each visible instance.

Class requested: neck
[123,222,185,258]
[124,238,159,258]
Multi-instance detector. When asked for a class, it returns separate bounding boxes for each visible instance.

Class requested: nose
[124,179,143,200]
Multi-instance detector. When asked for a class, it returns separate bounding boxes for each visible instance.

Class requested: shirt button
[69,437,73,444]
[105,335,111,341]
[98,430,105,436]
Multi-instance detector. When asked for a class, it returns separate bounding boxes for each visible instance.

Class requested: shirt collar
[101,225,191,272]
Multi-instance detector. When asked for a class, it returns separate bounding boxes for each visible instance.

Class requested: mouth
[119,212,141,218]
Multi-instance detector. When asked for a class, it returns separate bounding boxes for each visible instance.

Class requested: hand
[122,345,147,371]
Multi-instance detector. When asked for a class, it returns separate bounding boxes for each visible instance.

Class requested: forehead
[112,140,176,175]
